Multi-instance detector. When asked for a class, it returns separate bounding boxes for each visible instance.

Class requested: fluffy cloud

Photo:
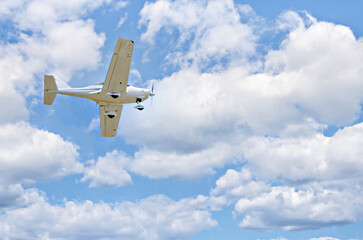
[265,12,363,125]
[81,143,239,181]
[0,43,41,123]
[119,4,363,233]
[0,122,81,185]
[211,169,270,203]
[120,3,363,184]
[82,150,132,187]
[234,183,363,231]
[130,143,240,179]
[243,123,363,182]
[310,238,341,240]
[212,168,363,231]
[0,0,111,29]
[139,0,257,67]
[0,191,217,240]
[0,184,27,209]
[0,122,81,209]
[0,0,107,124]
[210,123,363,230]
[0,0,111,214]
[0,0,105,207]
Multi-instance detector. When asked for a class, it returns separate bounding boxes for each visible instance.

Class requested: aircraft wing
[102,37,134,94]
[99,104,123,137]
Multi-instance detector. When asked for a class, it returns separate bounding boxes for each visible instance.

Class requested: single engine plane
[44,37,154,137]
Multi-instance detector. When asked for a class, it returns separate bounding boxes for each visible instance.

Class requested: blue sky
[0,0,363,239]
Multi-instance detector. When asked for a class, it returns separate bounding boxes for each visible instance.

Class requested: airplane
[44,37,155,137]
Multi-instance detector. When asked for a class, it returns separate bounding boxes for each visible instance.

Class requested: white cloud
[129,68,143,86]
[116,13,128,29]
[268,238,289,240]
[243,123,363,183]
[211,169,270,204]
[0,43,41,123]
[119,7,363,185]
[0,122,81,210]
[121,67,300,152]
[310,238,341,240]
[207,123,363,231]
[139,0,203,44]
[114,0,128,10]
[82,150,132,187]
[276,10,305,31]
[207,124,363,231]
[0,122,82,186]
[139,0,257,68]
[81,143,239,182]
[20,19,105,81]
[130,143,240,179]
[0,191,217,240]
[0,0,107,124]
[0,184,27,209]
[234,183,363,231]
[265,16,363,125]
[87,117,100,132]
[1,0,112,31]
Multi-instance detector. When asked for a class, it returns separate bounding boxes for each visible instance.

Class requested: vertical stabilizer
[44,75,58,105]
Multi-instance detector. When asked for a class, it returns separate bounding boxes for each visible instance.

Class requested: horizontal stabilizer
[44,75,58,105]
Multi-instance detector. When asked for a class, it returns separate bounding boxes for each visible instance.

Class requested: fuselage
[55,83,151,104]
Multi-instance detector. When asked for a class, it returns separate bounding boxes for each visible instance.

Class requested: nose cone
[149,92,155,96]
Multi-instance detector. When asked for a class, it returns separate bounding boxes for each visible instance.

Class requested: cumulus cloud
[0,184,28,209]
[139,0,257,68]
[310,238,341,240]
[82,150,132,187]
[81,143,239,182]
[0,122,81,186]
[0,191,217,240]
[119,2,363,185]
[212,168,363,231]
[208,123,363,230]
[243,123,363,183]
[0,0,105,207]
[265,13,363,125]
[234,183,363,231]
[0,122,81,209]
[0,0,107,125]
[2,0,362,236]
[0,0,111,30]
[0,1,107,213]
[87,117,100,132]
[97,4,363,233]
[130,143,240,179]
[211,169,270,204]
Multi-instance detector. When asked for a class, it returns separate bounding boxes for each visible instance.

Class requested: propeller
[149,81,155,105]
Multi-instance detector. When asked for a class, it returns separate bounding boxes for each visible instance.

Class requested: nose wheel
[135,98,144,110]
[134,104,144,111]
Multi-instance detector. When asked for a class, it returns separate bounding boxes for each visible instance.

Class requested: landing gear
[135,98,144,111]
[134,105,144,111]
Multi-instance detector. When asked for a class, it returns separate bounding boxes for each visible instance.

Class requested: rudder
[44,75,58,105]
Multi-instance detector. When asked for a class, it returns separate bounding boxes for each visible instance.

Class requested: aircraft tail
[44,75,58,105]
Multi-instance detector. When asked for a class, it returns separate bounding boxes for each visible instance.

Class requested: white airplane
[44,37,155,137]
